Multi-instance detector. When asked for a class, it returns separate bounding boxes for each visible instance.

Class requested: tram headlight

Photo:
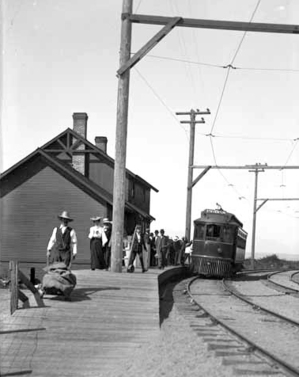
[217,247,222,254]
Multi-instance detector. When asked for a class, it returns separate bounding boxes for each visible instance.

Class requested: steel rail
[223,277,299,326]
[187,276,299,377]
[290,271,299,285]
[267,271,299,294]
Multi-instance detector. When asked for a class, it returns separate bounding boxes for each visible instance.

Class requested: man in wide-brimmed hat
[47,211,77,267]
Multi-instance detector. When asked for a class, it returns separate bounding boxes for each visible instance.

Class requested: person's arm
[70,229,78,256]
[88,226,94,240]
[47,227,57,257]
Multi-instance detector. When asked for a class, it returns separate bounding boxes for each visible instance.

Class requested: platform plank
[0,268,162,377]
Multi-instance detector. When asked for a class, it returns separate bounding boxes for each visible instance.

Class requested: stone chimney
[95,136,108,154]
[72,113,88,175]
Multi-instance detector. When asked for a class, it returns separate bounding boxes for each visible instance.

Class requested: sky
[1,0,299,259]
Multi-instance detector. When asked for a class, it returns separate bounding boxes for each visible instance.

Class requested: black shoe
[142,269,146,273]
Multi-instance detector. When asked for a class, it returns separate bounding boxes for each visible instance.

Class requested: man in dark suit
[160,229,169,269]
[127,225,146,273]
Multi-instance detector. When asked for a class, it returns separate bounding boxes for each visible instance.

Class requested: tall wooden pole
[185,110,196,242]
[111,0,133,272]
[176,109,210,241]
[250,165,264,270]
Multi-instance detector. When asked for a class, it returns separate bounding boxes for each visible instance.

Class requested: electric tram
[191,208,248,277]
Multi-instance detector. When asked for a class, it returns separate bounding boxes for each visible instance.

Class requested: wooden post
[185,110,196,242]
[9,261,18,314]
[250,165,264,270]
[111,0,133,272]
[176,109,210,241]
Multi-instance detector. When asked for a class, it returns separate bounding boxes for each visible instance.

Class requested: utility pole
[248,163,265,270]
[111,0,133,272]
[176,108,210,241]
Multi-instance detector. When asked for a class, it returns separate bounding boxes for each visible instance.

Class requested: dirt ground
[114,282,233,377]
[117,304,233,377]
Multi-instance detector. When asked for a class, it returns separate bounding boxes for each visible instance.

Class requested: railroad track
[172,273,299,377]
[266,270,299,294]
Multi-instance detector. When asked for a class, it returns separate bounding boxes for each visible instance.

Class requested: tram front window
[194,224,205,239]
[222,226,233,243]
[206,224,221,240]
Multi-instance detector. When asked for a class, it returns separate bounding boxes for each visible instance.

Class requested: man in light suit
[154,230,162,269]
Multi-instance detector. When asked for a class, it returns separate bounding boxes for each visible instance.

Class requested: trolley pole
[176,108,210,241]
[249,163,264,270]
[111,0,133,272]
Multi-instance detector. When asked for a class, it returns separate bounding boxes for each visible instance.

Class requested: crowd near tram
[38,207,247,297]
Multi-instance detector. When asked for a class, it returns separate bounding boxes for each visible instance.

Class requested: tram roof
[194,209,243,227]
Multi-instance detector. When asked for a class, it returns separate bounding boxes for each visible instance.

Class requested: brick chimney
[95,136,108,154]
[72,113,88,175]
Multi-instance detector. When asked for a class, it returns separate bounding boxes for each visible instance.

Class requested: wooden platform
[0,268,165,377]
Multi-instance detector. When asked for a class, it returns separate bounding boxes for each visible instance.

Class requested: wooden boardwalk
[0,268,164,377]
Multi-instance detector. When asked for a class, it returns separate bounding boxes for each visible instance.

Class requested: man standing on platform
[127,225,146,273]
[144,227,151,270]
[160,229,169,269]
[154,230,162,269]
[47,211,77,268]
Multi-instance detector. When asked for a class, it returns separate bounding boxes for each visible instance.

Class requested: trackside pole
[111,0,133,272]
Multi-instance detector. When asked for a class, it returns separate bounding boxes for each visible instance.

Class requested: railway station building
[0,113,158,265]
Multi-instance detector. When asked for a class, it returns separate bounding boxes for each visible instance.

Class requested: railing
[9,261,45,314]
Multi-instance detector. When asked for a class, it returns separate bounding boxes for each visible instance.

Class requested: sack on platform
[42,262,77,297]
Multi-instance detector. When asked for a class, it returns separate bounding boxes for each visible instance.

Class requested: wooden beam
[257,198,299,201]
[191,166,211,188]
[192,165,299,169]
[129,14,299,34]
[18,270,45,307]
[117,17,181,76]
[9,261,18,314]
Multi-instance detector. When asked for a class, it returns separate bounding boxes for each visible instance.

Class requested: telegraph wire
[137,53,299,73]
[210,0,262,135]
[208,136,249,202]
[281,139,299,167]
[230,0,262,66]
[197,132,294,142]
[134,67,190,140]
[170,0,199,105]
[209,68,231,134]
[134,0,143,13]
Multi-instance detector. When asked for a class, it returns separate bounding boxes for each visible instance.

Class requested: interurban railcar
[191,209,248,277]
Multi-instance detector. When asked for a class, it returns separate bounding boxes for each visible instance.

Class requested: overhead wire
[138,53,299,73]
[134,67,190,140]
[207,0,262,203]
[134,0,143,13]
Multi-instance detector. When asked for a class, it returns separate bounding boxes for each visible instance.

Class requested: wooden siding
[89,159,150,213]
[89,160,114,194]
[0,166,107,264]
[129,180,150,213]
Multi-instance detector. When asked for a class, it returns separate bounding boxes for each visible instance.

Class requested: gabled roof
[1,128,158,192]
[0,148,155,221]
[45,128,158,192]
[0,128,157,221]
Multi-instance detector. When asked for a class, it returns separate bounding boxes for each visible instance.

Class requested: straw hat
[90,216,102,222]
[103,218,112,224]
[58,211,73,221]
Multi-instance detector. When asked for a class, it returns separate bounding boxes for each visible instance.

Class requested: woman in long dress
[88,216,108,270]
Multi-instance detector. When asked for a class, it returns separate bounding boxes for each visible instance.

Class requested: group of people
[46,211,192,273]
[47,211,112,271]
[126,227,193,272]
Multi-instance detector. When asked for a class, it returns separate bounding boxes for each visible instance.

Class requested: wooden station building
[0,113,158,265]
